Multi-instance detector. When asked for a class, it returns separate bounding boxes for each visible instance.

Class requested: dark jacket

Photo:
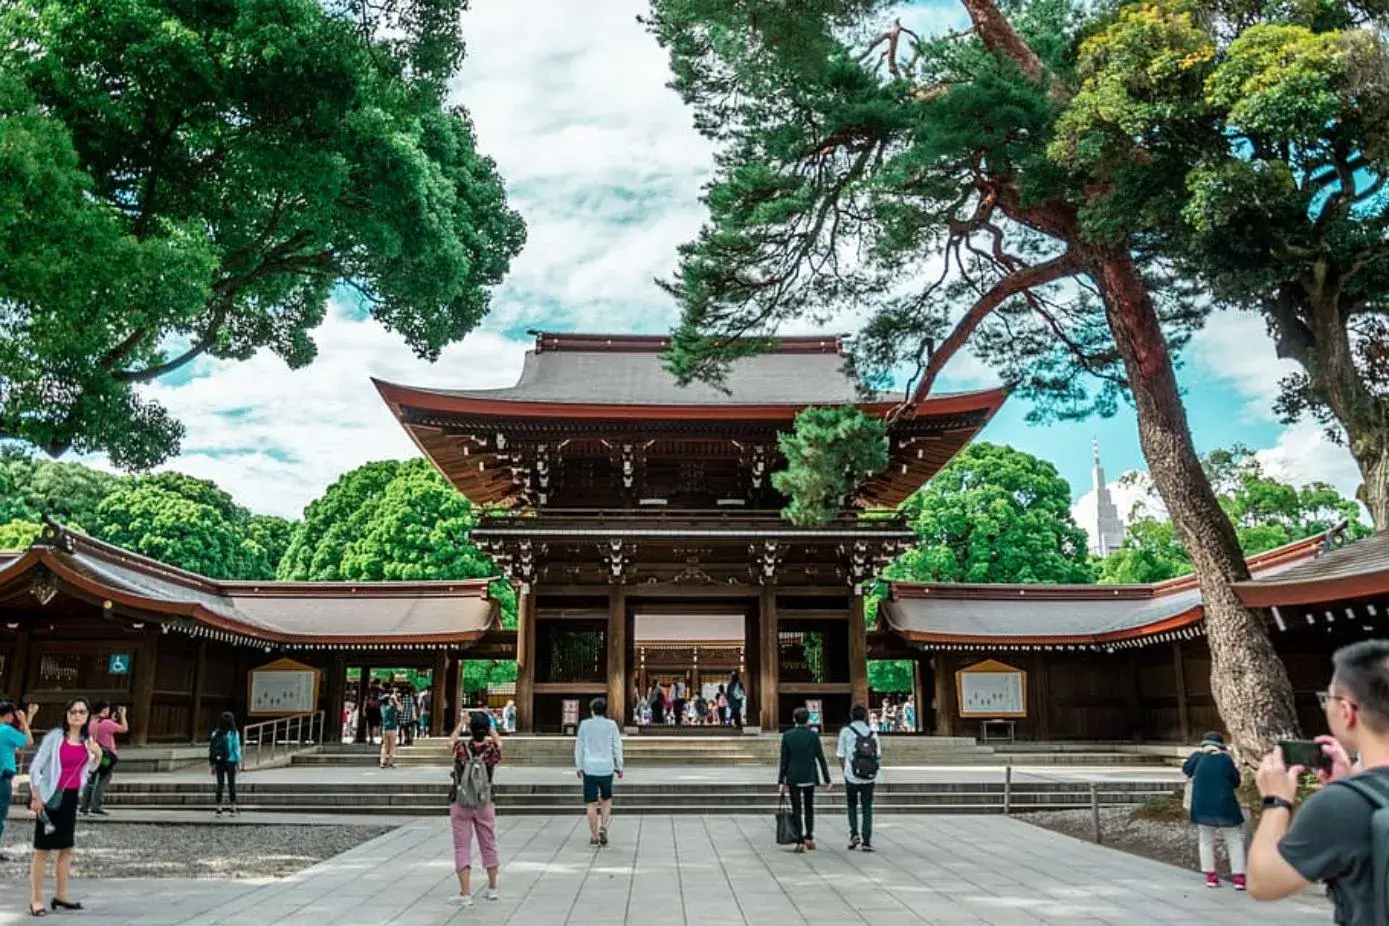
[779,725,831,787]
[1182,746,1243,827]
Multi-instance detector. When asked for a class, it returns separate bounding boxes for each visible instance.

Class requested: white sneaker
[446,894,474,907]
[484,888,499,901]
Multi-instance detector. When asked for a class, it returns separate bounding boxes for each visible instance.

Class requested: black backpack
[209,730,230,763]
[850,725,880,780]
[1334,773,1389,924]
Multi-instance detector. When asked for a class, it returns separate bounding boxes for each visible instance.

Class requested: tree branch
[956,0,1066,99]
[897,250,1082,414]
[112,298,230,384]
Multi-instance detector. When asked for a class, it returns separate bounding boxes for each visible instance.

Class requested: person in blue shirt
[208,711,243,816]
[573,697,624,847]
[0,700,37,862]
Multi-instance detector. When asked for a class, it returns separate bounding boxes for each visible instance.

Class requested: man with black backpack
[835,703,882,852]
[1248,639,1389,923]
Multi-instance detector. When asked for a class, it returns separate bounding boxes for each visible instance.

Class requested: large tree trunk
[1091,245,1300,760]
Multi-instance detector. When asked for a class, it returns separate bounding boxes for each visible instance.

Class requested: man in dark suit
[779,706,832,852]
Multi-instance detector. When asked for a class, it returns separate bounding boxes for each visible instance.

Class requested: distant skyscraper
[1089,439,1126,557]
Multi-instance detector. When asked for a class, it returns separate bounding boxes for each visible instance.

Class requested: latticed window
[538,622,606,683]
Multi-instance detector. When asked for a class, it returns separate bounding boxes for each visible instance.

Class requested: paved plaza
[0,813,1326,925]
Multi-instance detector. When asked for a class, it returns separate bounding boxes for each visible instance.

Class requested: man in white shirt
[835,703,882,852]
[573,697,624,847]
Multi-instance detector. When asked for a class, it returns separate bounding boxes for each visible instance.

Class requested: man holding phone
[0,700,37,862]
[1247,639,1389,923]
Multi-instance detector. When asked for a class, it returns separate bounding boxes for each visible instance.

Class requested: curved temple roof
[1234,530,1389,608]
[879,533,1329,650]
[0,527,499,647]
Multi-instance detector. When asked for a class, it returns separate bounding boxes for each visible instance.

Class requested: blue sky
[105,0,1361,541]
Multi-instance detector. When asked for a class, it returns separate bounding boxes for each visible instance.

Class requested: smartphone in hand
[1280,738,1333,773]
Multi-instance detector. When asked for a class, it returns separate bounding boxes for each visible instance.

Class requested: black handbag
[775,793,798,845]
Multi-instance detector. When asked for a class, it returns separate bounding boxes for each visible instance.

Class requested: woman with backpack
[1183,730,1246,890]
[448,711,501,907]
[28,697,101,917]
[835,703,882,852]
[209,712,243,816]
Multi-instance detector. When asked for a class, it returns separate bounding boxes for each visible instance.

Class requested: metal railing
[241,711,325,769]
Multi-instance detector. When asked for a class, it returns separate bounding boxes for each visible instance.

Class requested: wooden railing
[241,711,325,768]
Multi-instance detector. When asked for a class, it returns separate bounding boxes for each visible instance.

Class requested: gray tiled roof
[422,346,866,405]
[1239,531,1389,586]
[1,531,494,642]
[882,551,1313,641]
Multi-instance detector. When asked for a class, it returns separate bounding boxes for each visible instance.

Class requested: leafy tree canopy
[279,458,517,627]
[0,0,524,468]
[890,442,1096,584]
[0,519,42,550]
[1099,445,1371,583]
[773,406,888,525]
[93,472,290,579]
[1052,0,1389,525]
[0,450,118,529]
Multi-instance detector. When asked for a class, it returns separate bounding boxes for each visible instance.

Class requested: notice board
[955,659,1027,718]
[248,658,321,716]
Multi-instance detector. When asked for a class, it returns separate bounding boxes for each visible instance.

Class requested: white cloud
[1071,471,1162,550]
[1255,420,1364,503]
[1187,311,1296,420]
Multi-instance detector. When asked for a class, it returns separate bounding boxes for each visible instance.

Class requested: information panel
[955,660,1027,718]
[248,659,320,716]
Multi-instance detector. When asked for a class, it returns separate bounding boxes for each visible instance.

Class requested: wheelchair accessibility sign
[108,653,131,676]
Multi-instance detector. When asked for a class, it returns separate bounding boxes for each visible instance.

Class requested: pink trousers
[450,802,500,871]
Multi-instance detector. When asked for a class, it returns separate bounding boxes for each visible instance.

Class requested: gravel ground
[0,822,393,880]
[1019,806,1228,873]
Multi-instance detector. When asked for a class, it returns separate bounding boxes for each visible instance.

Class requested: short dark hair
[1334,640,1389,732]
[91,700,110,715]
[590,697,607,717]
[468,712,491,741]
[850,703,868,723]
[792,706,810,726]
[0,699,14,720]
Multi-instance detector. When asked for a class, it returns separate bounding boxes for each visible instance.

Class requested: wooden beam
[1173,642,1191,743]
[1031,653,1051,742]
[443,656,461,734]
[516,590,536,733]
[607,585,627,725]
[1125,653,1143,742]
[325,653,346,746]
[759,586,779,731]
[187,639,208,743]
[849,594,869,709]
[129,627,160,746]
[354,665,371,743]
[5,628,30,702]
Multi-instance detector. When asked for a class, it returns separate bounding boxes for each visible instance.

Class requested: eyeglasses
[1317,690,1357,710]
[67,707,88,715]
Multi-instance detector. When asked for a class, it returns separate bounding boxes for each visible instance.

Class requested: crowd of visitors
[631,671,747,727]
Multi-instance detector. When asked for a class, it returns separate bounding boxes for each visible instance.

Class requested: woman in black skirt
[27,698,100,917]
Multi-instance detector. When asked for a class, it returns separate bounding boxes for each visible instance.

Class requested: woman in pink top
[27,698,101,917]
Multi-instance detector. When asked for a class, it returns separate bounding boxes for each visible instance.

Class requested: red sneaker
[1205,872,1220,889]
[1233,874,1247,892]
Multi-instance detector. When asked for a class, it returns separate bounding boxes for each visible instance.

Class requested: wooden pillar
[933,653,956,737]
[443,655,461,734]
[129,626,160,746]
[1124,653,1143,742]
[187,640,208,742]
[516,589,536,733]
[911,654,927,733]
[1173,642,1191,743]
[325,654,346,745]
[849,593,869,709]
[759,586,779,731]
[6,629,30,702]
[354,665,371,743]
[607,586,627,726]
[431,650,449,737]
[1031,653,1052,742]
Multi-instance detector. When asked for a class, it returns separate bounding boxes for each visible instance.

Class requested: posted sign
[562,699,580,735]
[107,653,131,676]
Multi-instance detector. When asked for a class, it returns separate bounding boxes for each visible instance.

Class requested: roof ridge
[530,331,848,355]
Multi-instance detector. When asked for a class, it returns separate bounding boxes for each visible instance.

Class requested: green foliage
[868,660,914,694]
[0,0,523,467]
[0,519,41,549]
[93,473,281,579]
[279,458,517,632]
[1052,0,1389,522]
[0,451,118,529]
[890,443,1096,584]
[772,406,888,526]
[1099,444,1371,583]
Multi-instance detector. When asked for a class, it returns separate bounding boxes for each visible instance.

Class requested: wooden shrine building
[877,529,1389,742]
[0,524,509,742]
[376,331,1007,732]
